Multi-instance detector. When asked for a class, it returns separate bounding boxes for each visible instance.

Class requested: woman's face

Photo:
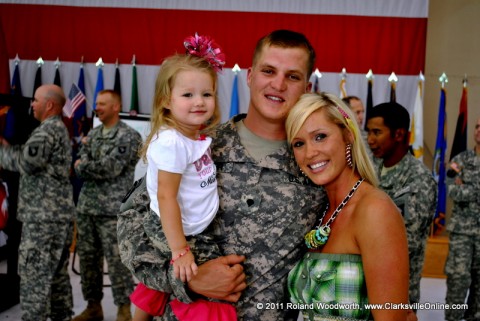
[291,109,349,186]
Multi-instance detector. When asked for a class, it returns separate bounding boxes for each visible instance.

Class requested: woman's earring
[346,143,353,168]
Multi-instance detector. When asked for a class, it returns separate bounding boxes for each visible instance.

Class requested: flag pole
[339,68,347,99]
[364,69,374,131]
[431,72,448,237]
[229,63,241,118]
[388,72,398,102]
[129,54,139,116]
[313,68,322,93]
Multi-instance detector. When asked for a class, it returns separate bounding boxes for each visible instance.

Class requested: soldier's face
[349,99,365,126]
[95,93,118,126]
[31,87,48,121]
[247,45,311,124]
[366,117,397,160]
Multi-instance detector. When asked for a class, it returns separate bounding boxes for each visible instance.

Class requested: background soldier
[366,102,437,311]
[73,89,141,321]
[0,84,74,321]
[444,117,480,321]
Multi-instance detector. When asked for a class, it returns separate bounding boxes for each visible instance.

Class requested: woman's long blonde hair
[139,54,221,160]
[286,92,378,186]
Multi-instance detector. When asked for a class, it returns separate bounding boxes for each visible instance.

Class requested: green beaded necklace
[305,178,364,249]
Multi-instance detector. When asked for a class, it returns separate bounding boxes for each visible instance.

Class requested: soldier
[366,102,437,311]
[342,95,365,127]
[0,84,74,321]
[342,96,371,158]
[118,29,325,321]
[444,117,480,321]
[73,89,141,321]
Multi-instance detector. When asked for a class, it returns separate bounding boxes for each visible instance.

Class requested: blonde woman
[286,92,410,320]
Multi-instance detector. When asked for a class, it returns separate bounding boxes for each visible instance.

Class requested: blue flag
[10,63,22,96]
[75,65,86,119]
[93,68,104,110]
[71,64,89,204]
[432,88,447,235]
[229,74,239,118]
[311,76,320,93]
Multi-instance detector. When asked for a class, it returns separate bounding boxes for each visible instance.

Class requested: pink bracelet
[170,246,191,265]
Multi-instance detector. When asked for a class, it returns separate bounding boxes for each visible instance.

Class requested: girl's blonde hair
[140,54,221,160]
[286,92,378,187]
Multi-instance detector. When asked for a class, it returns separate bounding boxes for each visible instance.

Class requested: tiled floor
[0,256,449,321]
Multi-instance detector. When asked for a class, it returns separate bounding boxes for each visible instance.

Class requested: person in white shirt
[129,34,237,321]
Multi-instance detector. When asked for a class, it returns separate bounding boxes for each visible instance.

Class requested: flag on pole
[71,63,89,205]
[32,66,42,97]
[432,86,447,235]
[4,62,22,140]
[129,61,139,115]
[312,76,320,94]
[10,62,22,96]
[388,72,398,102]
[114,61,121,96]
[364,77,373,131]
[54,67,61,87]
[229,72,239,118]
[410,76,424,160]
[63,83,86,118]
[32,57,44,97]
[390,82,396,102]
[53,58,61,87]
[93,65,104,110]
[75,63,87,119]
[312,69,321,93]
[449,80,468,161]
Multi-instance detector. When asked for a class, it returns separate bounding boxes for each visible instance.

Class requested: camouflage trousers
[19,220,73,321]
[75,214,134,306]
[445,232,480,321]
[408,242,427,305]
[117,177,225,320]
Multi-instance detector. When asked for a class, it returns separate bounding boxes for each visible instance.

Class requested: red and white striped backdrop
[0,0,428,122]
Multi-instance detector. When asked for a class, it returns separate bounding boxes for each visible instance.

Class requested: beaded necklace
[305,178,364,249]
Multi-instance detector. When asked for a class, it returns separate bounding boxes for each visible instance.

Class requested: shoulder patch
[28,145,39,157]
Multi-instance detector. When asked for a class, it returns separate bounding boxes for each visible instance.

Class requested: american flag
[63,83,86,118]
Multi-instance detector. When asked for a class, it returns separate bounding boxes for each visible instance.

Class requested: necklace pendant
[305,225,331,249]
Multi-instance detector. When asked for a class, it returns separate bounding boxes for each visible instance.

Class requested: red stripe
[0,4,426,78]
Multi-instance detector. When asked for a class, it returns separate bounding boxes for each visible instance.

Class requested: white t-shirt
[146,128,219,236]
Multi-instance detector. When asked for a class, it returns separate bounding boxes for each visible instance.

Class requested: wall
[424,0,480,167]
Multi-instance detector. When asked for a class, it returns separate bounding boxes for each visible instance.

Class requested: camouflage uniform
[118,114,325,321]
[0,115,74,321]
[75,120,141,306]
[374,153,437,305]
[445,149,480,321]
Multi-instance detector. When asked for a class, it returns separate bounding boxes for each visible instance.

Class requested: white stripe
[0,0,429,18]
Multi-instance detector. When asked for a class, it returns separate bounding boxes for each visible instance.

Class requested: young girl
[130,34,236,321]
